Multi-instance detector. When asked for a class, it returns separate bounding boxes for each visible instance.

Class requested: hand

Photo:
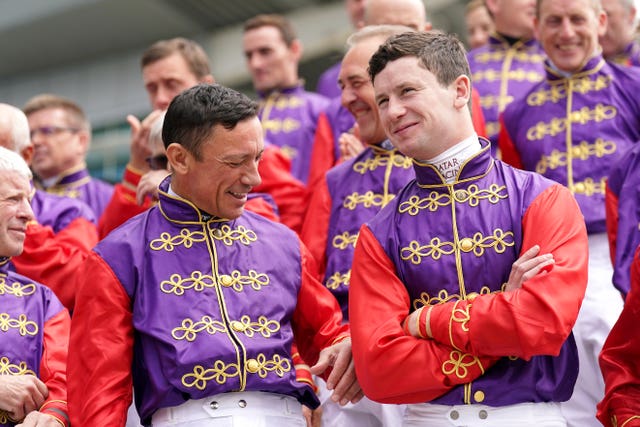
[338,125,365,161]
[302,405,322,427]
[136,170,170,205]
[0,375,48,422]
[309,339,363,406]
[505,245,554,292]
[15,411,61,427]
[127,110,163,172]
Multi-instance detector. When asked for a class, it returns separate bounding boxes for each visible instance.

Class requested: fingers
[331,360,361,406]
[521,257,555,282]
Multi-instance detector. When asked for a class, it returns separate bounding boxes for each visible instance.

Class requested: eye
[401,87,415,95]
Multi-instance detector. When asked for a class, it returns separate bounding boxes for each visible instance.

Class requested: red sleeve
[471,88,487,138]
[597,246,640,427]
[12,218,98,311]
[428,185,588,360]
[349,226,498,404]
[497,114,524,169]
[98,166,151,239]
[39,309,71,427]
[299,175,332,279]
[605,183,620,266]
[291,342,317,392]
[253,146,306,234]
[306,113,338,199]
[68,252,134,427]
[245,196,280,222]
[291,242,350,375]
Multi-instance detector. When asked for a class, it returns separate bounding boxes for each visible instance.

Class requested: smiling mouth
[229,191,248,200]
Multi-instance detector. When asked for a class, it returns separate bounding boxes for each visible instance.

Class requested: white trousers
[315,377,406,426]
[403,402,566,426]
[151,391,305,427]
[560,233,624,427]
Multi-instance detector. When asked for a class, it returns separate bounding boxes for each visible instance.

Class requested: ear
[424,21,433,31]
[20,145,34,166]
[76,130,90,154]
[202,74,216,84]
[484,0,498,16]
[290,39,303,62]
[453,75,472,110]
[596,8,608,37]
[166,142,190,175]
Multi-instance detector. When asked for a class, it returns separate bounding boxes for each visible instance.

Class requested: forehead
[539,0,597,15]
[203,117,264,155]
[341,38,386,77]
[0,170,30,196]
[26,107,68,124]
[373,56,432,91]
[243,25,287,49]
[143,53,198,82]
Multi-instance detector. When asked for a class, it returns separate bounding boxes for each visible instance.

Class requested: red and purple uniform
[607,41,640,68]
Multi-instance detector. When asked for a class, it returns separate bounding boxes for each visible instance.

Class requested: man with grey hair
[0,145,71,427]
[600,0,640,65]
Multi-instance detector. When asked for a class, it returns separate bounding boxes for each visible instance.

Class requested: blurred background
[0,0,472,182]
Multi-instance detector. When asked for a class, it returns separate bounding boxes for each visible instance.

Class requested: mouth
[393,122,418,136]
[228,191,249,201]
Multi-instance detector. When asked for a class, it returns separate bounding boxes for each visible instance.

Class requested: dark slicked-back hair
[141,37,211,79]
[368,31,470,88]
[162,84,258,160]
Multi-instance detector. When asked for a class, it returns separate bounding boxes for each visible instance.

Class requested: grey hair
[346,24,417,49]
[0,146,32,180]
[0,103,30,152]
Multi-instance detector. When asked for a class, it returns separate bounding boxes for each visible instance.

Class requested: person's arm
[68,252,134,426]
[12,218,98,311]
[306,112,339,195]
[299,175,332,280]
[497,114,524,168]
[605,182,620,266]
[425,185,588,360]
[597,247,640,427]
[254,146,306,233]
[349,225,499,404]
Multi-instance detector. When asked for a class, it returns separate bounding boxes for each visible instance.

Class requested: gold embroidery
[262,118,301,134]
[280,145,297,160]
[150,229,206,251]
[485,122,500,137]
[0,357,35,375]
[472,69,543,83]
[399,185,507,215]
[526,104,617,140]
[620,415,640,427]
[400,193,451,215]
[479,94,514,109]
[0,276,36,297]
[352,150,412,174]
[452,304,471,332]
[160,271,216,295]
[401,238,456,264]
[570,177,607,196]
[171,316,227,341]
[218,270,270,292]
[332,231,358,250]
[211,225,257,246]
[245,354,291,378]
[412,287,496,310]
[453,184,508,206]
[442,351,485,379]
[325,270,351,290]
[343,191,393,210]
[461,230,515,256]
[274,96,303,109]
[526,75,611,106]
[231,315,280,338]
[536,139,616,174]
[182,361,240,390]
[0,313,38,336]
[474,50,545,64]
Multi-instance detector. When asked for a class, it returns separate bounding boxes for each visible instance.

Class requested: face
[28,108,86,179]
[466,6,495,49]
[142,53,205,110]
[171,117,264,219]
[339,37,387,145]
[487,0,537,38]
[243,26,300,93]
[0,170,34,257]
[600,0,636,57]
[365,0,429,30]
[373,56,469,160]
[535,0,607,73]
[345,0,367,28]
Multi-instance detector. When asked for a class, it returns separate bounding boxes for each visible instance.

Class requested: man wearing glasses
[23,94,114,219]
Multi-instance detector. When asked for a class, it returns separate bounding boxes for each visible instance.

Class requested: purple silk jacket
[94,177,318,421]
[606,41,640,67]
[0,259,65,426]
[42,166,114,219]
[31,189,96,233]
[258,85,330,184]
[366,139,578,406]
[468,34,546,152]
[316,61,342,100]
[324,141,414,319]
[501,55,640,233]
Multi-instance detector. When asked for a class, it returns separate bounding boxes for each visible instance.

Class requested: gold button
[450,410,459,420]
[246,359,260,373]
[212,229,223,238]
[455,190,467,201]
[571,146,582,157]
[573,182,586,193]
[479,409,488,419]
[219,275,233,286]
[474,390,485,403]
[230,320,244,332]
[459,238,474,252]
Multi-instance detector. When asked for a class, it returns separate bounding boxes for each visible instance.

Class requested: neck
[425,134,481,183]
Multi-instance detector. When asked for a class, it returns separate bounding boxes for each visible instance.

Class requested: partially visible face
[373,56,460,160]
[466,5,495,49]
[27,108,85,179]
[488,0,537,38]
[339,37,387,145]
[345,0,367,28]
[243,26,299,93]
[365,0,428,30]
[0,170,34,257]
[176,117,264,219]
[142,53,203,110]
[600,0,636,57]
[535,0,607,73]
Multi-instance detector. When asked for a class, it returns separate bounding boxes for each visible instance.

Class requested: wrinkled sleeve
[471,88,487,138]
[306,113,338,196]
[605,183,620,266]
[291,242,349,378]
[300,175,332,280]
[39,308,71,427]
[427,184,588,360]
[349,225,498,404]
[12,218,98,311]
[68,251,134,427]
[597,247,640,427]
[497,114,524,169]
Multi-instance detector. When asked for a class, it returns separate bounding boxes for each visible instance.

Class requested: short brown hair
[23,94,90,133]
[141,37,211,80]
[243,14,297,46]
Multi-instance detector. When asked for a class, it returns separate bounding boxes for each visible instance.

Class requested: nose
[559,18,576,38]
[386,96,406,120]
[153,86,173,110]
[17,197,35,223]
[341,86,357,109]
[242,161,262,188]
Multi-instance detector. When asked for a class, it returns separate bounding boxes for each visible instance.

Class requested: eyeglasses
[30,126,79,139]
[145,154,168,171]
